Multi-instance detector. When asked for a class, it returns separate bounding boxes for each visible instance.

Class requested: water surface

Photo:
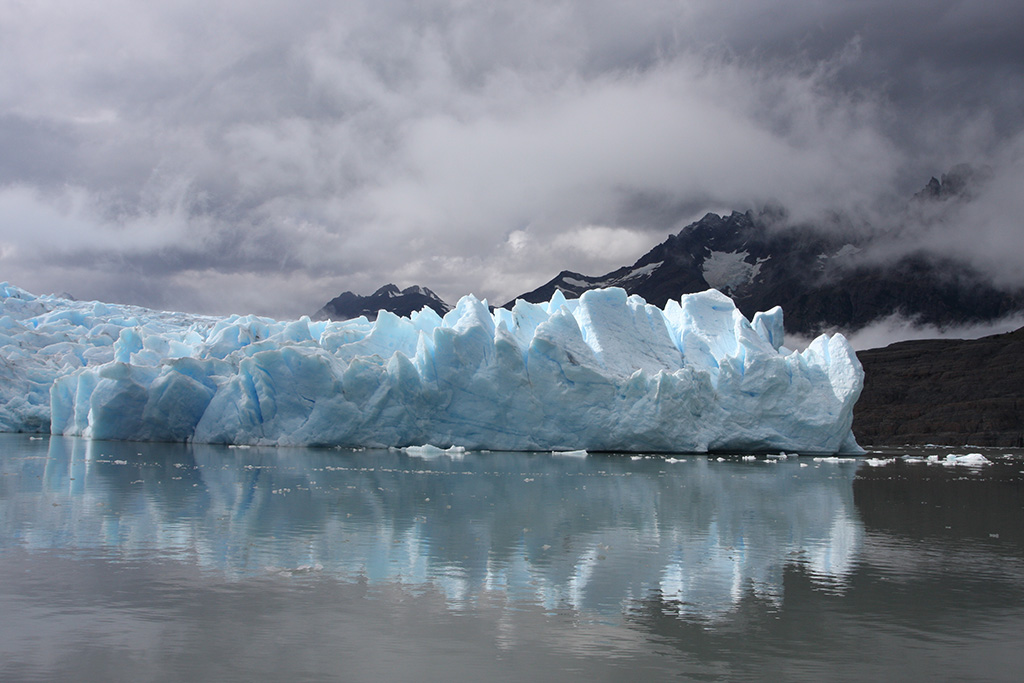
[2,435,1022,681]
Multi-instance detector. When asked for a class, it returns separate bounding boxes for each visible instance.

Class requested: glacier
[0,282,863,453]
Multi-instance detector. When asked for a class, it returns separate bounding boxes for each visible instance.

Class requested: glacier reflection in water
[2,435,861,619]
[5,434,1024,681]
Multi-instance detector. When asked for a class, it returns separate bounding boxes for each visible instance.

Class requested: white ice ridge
[0,282,864,453]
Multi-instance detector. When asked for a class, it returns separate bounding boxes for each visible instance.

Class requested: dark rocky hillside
[854,327,1024,447]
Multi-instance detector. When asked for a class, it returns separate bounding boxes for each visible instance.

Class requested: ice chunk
[926,453,992,467]
[404,444,466,459]
[0,282,863,453]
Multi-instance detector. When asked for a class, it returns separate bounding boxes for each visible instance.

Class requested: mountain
[854,326,1024,447]
[313,284,451,321]
[506,170,1023,336]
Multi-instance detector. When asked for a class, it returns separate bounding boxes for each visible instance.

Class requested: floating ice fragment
[404,444,466,459]
[929,453,992,467]
[404,444,445,457]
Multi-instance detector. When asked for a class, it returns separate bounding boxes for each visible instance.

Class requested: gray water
[1,434,1022,682]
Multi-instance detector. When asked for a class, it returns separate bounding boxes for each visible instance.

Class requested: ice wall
[0,282,863,452]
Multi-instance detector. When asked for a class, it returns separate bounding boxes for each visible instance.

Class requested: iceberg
[0,282,863,453]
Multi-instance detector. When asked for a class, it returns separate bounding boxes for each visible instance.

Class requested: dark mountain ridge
[506,170,1023,336]
[313,284,451,321]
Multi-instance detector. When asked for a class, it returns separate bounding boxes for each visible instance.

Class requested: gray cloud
[0,1,1022,319]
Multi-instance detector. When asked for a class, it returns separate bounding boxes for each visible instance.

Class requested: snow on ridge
[612,261,662,284]
[0,281,863,453]
[560,262,663,292]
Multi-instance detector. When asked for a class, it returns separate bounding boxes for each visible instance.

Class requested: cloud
[0,1,1022,320]
[926,142,1024,289]
[840,312,1024,352]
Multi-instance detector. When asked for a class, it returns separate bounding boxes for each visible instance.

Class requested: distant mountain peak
[913,162,992,202]
[313,284,451,321]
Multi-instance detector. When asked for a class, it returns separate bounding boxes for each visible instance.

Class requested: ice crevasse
[0,282,863,453]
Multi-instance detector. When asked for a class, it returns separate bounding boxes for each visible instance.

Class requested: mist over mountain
[313,166,1023,345]
[505,168,1024,337]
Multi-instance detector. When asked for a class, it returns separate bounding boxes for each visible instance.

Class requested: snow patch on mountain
[702,251,766,292]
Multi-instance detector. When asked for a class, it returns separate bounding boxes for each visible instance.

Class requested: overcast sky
[2,0,1023,319]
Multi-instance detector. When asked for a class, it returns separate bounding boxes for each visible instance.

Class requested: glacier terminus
[0,282,863,453]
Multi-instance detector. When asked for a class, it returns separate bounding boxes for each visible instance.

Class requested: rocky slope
[853,326,1024,447]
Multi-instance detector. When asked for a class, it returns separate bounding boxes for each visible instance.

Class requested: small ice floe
[227,444,251,449]
[741,455,757,461]
[664,457,687,463]
[404,444,445,457]
[404,444,466,459]
[927,453,993,467]
[812,457,856,464]
[552,449,588,458]
[864,457,897,467]
[767,452,789,460]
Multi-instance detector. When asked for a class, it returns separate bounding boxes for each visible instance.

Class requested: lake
[2,434,1022,681]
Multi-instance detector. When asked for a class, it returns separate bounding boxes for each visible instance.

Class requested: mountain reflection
[2,436,865,620]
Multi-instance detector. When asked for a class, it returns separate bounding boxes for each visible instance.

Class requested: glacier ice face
[0,281,864,453]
